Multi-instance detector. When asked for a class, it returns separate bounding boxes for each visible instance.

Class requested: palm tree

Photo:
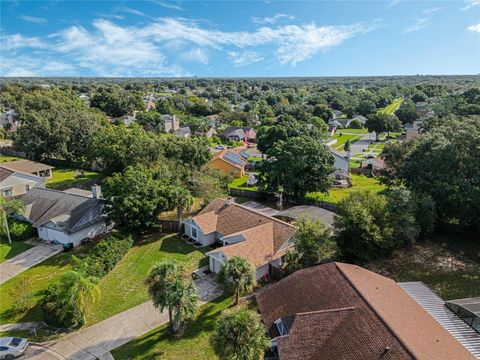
[146,260,199,335]
[211,307,270,360]
[171,187,193,232]
[0,197,25,244]
[218,256,256,306]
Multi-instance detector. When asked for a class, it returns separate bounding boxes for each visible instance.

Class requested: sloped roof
[275,205,335,227]
[0,167,14,182]
[256,262,474,360]
[210,150,247,170]
[20,188,105,234]
[2,160,53,174]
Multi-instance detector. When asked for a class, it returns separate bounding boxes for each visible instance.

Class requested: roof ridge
[334,263,417,359]
[232,202,295,228]
[34,187,95,200]
[293,307,356,317]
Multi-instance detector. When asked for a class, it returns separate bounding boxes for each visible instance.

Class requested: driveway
[0,241,62,285]
[26,274,223,360]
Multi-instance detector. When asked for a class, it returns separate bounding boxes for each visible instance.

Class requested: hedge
[8,219,35,241]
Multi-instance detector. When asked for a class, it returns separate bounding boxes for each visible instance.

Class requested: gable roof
[210,150,247,170]
[1,160,53,174]
[0,167,14,182]
[256,262,474,360]
[197,199,295,251]
[20,188,105,234]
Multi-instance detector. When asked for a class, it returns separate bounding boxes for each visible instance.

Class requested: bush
[415,193,436,237]
[73,234,134,278]
[349,119,363,129]
[8,219,35,241]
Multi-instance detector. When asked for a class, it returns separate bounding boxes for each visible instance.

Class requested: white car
[0,337,29,359]
[214,145,226,150]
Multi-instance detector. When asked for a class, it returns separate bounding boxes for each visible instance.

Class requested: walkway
[25,274,223,360]
[0,241,62,285]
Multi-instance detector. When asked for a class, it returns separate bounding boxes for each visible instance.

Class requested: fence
[158,219,181,232]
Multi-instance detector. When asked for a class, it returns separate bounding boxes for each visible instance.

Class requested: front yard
[112,296,231,360]
[330,133,363,151]
[46,167,100,190]
[0,241,33,264]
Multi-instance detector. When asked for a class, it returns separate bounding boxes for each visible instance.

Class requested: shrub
[415,193,436,237]
[349,119,363,129]
[8,219,35,241]
[74,234,134,278]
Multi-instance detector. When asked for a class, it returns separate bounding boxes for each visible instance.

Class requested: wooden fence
[158,219,181,232]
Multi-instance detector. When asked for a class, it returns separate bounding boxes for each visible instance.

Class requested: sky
[0,0,479,77]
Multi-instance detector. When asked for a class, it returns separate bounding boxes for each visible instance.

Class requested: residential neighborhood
[0,1,479,359]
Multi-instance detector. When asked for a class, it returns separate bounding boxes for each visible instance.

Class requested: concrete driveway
[0,241,62,285]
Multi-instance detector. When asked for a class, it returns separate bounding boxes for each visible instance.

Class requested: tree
[90,87,144,117]
[188,169,229,205]
[344,139,351,152]
[146,260,199,335]
[312,104,333,122]
[284,220,337,274]
[0,197,25,244]
[380,140,418,187]
[41,270,98,328]
[396,100,418,124]
[218,256,256,306]
[161,136,211,170]
[259,136,334,206]
[366,114,401,141]
[211,307,270,360]
[334,191,393,263]
[356,100,377,116]
[103,165,171,232]
[170,187,193,231]
[385,188,419,247]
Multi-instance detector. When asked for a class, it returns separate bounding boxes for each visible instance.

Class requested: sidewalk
[25,274,223,360]
[0,241,62,285]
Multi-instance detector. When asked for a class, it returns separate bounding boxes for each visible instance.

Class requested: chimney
[92,185,102,199]
[225,197,235,206]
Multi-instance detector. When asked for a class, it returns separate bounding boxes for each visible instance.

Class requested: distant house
[1,160,53,179]
[161,115,179,133]
[182,198,296,279]
[405,120,423,140]
[335,118,352,128]
[206,150,247,178]
[327,125,337,137]
[328,119,343,128]
[361,157,385,171]
[175,124,216,138]
[352,114,368,126]
[255,262,475,360]
[174,126,192,138]
[332,110,343,118]
[0,110,19,130]
[112,115,136,126]
[220,126,256,142]
[330,151,349,173]
[18,186,108,246]
[0,166,45,197]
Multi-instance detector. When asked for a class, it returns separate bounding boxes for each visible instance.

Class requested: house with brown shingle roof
[256,262,475,360]
[182,198,295,279]
[1,159,53,179]
[206,149,247,178]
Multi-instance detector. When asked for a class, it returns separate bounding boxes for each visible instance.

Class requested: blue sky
[1,0,479,77]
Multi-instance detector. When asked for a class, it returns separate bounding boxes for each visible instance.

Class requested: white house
[0,167,45,197]
[18,186,108,246]
[183,198,295,279]
[330,151,350,173]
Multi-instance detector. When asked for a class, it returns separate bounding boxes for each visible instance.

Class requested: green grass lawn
[330,134,363,151]
[112,296,231,360]
[377,98,403,115]
[46,167,100,190]
[306,174,386,203]
[228,174,258,192]
[247,156,263,162]
[367,232,480,300]
[0,241,33,264]
[86,233,207,325]
[0,155,21,163]
[339,128,368,134]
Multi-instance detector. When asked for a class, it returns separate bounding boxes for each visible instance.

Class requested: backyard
[228,173,258,191]
[111,296,231,360]
[46,167,100,190]
[0,233,207,326]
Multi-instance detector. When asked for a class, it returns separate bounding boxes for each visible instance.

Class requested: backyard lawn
[367,232,480,300]
[112,296,231,360]
[46,167,100,190]
[0,241,33,264]
[306,174,386,203]
[0,155,21,163]
[338,128,368,134]
[377,98,403,115]
[228,174,258,192]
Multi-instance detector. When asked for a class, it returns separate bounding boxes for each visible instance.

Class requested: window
[25,184,30,192]
[2,188,12,197]
[274,318,287,336]
[0,347,8,351]
[192,228,197,239]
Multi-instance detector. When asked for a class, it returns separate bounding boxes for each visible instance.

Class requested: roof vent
[380,347,390,358]
[225,197,235,206]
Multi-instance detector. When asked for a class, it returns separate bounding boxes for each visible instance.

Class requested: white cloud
[0,55,75,77]
[1,34,47,50]
[228,50,264,66]
[467,23,480,32]
[404,18,429,33]
[181,48,209,64]
[20,15,48,24]
[153,1,183,11]
[461,0,480,10]
[422,7,441,14]
[251,13,295,25]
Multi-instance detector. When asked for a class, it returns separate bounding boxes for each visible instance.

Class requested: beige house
[0,167,45,197]
[161,115,179,133]
[1,160,54,179]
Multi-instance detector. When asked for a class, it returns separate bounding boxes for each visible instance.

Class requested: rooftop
[1,159,53,174]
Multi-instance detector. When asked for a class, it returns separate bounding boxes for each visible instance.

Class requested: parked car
[0,337,29,359]
[214,145,226,150]
[247,143,255,148]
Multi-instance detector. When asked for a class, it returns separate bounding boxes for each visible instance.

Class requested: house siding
[38,221,107,246]
[206,158,244,178]
[0,172,45,197]
[183,220,216,246]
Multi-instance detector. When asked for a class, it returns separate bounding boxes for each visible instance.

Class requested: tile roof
[1,160,53,174]
[256,262,474,360]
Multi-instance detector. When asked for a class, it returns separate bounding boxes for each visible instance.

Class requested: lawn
[46,167,100,190]
[377,98,403,115]
[86,233,207,325]
[111,296,231,360]
[366,232,480,300]
[0,155,21,163]
[330,133,363,151]
[0,241,33,264]
[228,174,258,192]
[338,128,368,134]
[306,174,386,203]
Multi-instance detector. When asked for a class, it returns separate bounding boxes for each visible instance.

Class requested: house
[256,262,475,360]
[183,198,296,279]
[405,120,423,140]
[328,119,343,128]
[352,114,368,126]
[18,186,108,246]
[332,110,343,118]
[0,110,19,130]
[175,124,216,138]
[206,150,247,178]
[112,115,135,126]
[161,115,179,133]
[330,151,349,173]
[220,126,256,142]
[174,126,192,138]
[361,157,385,171]
[335,118,352,128]
[0,166,45,197]
[327,125,336,137]
[1,160,53,179]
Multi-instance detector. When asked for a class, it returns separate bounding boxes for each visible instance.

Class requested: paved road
[0,242,62,285]
[25,274,223,360]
